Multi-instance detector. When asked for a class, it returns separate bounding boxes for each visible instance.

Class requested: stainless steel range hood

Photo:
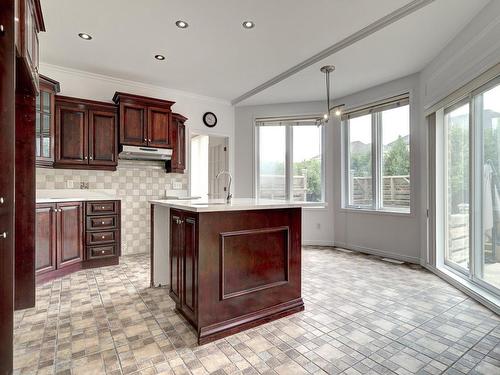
[119,145,172,161]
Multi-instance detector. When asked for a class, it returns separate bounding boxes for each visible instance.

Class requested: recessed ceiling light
[78,33,92,40]
[175,20,189,29]
[154,54,166,61]
[242,21,255,29]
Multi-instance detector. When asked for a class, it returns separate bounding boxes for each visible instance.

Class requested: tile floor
[14,247,500,375]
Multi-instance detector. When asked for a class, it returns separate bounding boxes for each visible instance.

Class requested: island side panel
[197,207,303,342]
[151,204,170,287]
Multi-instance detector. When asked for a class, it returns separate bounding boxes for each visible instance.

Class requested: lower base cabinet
[35,200,120,283]
[170,209,198,324]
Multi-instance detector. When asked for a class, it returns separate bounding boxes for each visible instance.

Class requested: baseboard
[302,240,335,246]
[333,241,421,264]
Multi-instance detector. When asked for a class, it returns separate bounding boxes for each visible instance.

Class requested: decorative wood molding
[219,226,290,300]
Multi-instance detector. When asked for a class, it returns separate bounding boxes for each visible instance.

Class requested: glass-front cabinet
[36,75,60,167]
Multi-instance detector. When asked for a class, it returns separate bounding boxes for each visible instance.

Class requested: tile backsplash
[36,160,188,255]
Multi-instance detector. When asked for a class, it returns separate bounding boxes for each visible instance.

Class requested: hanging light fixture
[320,65,335,121]
[320,65,344,123]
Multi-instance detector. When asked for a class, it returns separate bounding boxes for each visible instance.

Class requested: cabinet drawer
[86,215,117,230]
[86,201,117,216]
[87,244,116,259]
[86,230,117,245]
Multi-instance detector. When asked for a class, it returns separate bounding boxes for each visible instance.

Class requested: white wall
[234,74,422,261]
[39,63,236,177]
[235,1,500,264]
[418,0,500,263]
[234,101,335,246]
[332,74,422,263]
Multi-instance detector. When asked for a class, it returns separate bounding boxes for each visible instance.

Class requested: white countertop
[36,189,120,203]
[149,198,325,212]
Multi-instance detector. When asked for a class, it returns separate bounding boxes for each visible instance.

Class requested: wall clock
[203,112,217,128]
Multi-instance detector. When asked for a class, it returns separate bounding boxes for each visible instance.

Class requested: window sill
[303,204,329,211]
[339,207,413,217]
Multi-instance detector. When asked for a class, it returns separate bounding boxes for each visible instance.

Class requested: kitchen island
[150,198,317,344]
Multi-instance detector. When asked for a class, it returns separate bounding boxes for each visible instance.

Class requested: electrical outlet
[173,182,182,190]
[66,180,74,188]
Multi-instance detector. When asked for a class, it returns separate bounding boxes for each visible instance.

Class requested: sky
[349,105,410,145]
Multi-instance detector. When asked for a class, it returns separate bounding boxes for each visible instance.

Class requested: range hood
[119,145,172,161]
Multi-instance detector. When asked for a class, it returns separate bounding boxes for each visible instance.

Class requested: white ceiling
[238,0,490,106]
[39,0,489,104]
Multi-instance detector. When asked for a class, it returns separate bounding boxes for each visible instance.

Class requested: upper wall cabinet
[15,0,45,94]
[36,75,60,168]
[112,92,175,148]
[167,113,188,173]
[54,96,118,171]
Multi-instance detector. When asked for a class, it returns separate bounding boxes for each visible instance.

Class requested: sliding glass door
[439,77,500,296]
[475,81,500,291]
[444,102,470,273]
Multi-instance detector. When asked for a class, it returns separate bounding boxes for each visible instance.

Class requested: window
[434,74,500,297]
[343,96,410,212]
[256,118,324,202]
[444,102,470,272]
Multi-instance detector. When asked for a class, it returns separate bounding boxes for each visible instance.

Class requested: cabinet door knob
[0,197,4,204]
[149,139,152,142]
[101,235,105,239]
[0,232,7,239]
[89,156,93,160]
[144,138,147,142]
[101,221,105,224]
[84,156,88,160]
[101,250,105,254]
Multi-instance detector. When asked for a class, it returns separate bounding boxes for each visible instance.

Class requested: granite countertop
[149,198,325,212]
[36,189,121,203]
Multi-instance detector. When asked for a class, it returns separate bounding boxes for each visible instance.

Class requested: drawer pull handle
[102,206,105,209]
[101,235,105,239]
[101,250,105,254]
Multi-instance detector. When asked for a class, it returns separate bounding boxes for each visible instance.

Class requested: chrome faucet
[216,170,232,203]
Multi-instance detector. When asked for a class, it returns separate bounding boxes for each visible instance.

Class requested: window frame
[342,95,411,214]
[254,117,326,203]
[434,74,500,299]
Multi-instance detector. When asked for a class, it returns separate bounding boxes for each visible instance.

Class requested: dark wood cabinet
[15,0,44,95]
[55,100,88,166]
[85,200,121,260]
[54,96,118,171]
[35,75,60,167]
[119,102,147,146]
[89,110,117,167]
[35,200,121,283]
[56,202,83,269]
[167,113,187,173]
[35,202,83,274]
[113,92,175,148]
[170,210,198,324]
[35,204,56,275]
[165,208,304,344]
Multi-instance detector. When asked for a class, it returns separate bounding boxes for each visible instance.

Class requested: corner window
[256,117,325,203]
[343,95,410,212]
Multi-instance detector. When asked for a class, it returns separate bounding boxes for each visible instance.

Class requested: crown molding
[231,0,435,105]
[39,63,232,106]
